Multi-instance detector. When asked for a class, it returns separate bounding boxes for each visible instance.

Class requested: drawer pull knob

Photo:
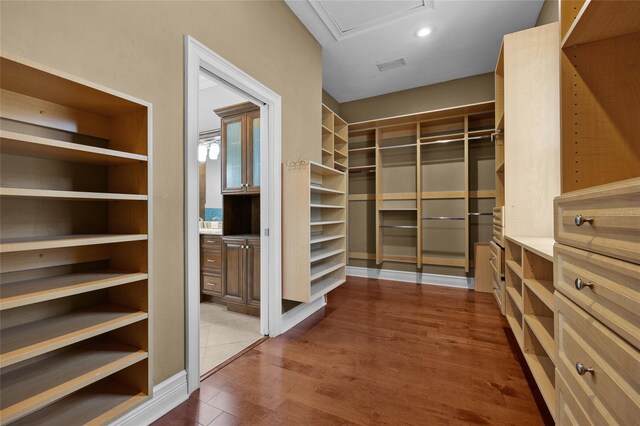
[575,362,594,376]
[490,256,496,261]
[574,214,594,226]
[574,278,593,290]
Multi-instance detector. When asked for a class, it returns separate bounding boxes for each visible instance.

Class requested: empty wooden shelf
[283,161,346,303]
[0,338,147,423]
[0,54,151,423]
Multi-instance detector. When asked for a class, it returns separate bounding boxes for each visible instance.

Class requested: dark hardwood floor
[153,277,553,425]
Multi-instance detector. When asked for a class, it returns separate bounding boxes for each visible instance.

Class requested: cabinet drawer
[202,274,221,294]
[556,369,592,426]
[556,293,640,426]
[492,224,504,247]
[554,178,640,264]
[201,235,222,249]
[555,244,640,348]
[201,249,221,273]
[493,206,504,227]
[492,278,505,315]
[489,241,504,278]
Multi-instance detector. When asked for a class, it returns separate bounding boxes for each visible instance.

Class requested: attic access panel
[310,0,434,41]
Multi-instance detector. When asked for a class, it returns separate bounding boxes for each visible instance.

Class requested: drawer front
[489,241,504,278]
[202,274,221,295]
[492,278,505,315]
[554,178,640,264]
[201,235,222,248]
[556,293,640,426]
[201,249,221,274]
[556,369,593,426]
[493,206,504,227]
[492,224,504,247]
[555,244,640,348]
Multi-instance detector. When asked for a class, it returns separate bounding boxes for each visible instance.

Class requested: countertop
[505,235,555,261]
[199,228,223,235]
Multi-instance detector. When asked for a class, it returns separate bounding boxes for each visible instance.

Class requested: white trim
[184,36,287,395]
[346,266,474,289]
[110,371,188,426]
[280,297,327,334]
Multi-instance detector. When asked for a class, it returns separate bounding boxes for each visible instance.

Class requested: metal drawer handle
[575,362,594,376]
[207,259,216,263]
[574,214,594,226]
[574,278,593,290]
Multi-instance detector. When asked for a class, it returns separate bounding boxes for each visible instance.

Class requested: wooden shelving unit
[283,161,346,303]
[347,102,496,273]
[559,1,640,193]
[503,236,556,420]
[321,104,349,172]
[0,55,151,424]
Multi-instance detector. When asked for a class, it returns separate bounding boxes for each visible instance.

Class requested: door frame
[184,36,282,393]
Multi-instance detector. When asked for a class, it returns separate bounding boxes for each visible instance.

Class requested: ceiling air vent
[376,57,406,72]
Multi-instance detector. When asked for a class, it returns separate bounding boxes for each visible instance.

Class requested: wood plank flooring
[153,277,553,425]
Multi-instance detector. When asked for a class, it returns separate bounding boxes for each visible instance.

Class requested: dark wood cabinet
[200,235,222,297]
[215,102,260,195]
[221,235,260,316]
[221,237,245,304]
[246,238,261,309]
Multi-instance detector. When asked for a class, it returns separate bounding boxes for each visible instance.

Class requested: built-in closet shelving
[559,0,640,192]
[504,237,556,419]
[0,55,151,424]
[347,102,496,273]
[321,105,348,172]
[283,161,346,303]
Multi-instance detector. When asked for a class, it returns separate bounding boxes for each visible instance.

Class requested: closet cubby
[0,55,151,424]
[523,322,555,416]
[560,1,640,192]
[347,128,375,263]
[283,161,346,303]
[421,199,465,267]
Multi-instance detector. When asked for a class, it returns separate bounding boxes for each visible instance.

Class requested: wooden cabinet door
[246,238,261,309]
[221,237,245,304]
[245,109,261,194]
[221,115,246,194]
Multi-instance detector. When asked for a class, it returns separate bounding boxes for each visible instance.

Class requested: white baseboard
[110,370,189,426]
[346,266,474,289]
[279,296,326,335]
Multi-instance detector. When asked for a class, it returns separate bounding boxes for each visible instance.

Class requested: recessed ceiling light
[416,27,431,38]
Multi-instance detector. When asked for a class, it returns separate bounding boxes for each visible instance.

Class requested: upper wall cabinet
[215,102,260,194]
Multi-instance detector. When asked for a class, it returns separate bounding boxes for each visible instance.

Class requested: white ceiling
[285,0,544,102]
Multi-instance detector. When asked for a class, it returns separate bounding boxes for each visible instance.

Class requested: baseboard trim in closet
[109,371,188,426]
[346,266,474,290]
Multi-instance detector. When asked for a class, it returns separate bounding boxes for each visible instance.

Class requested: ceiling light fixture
[416,27,431,38]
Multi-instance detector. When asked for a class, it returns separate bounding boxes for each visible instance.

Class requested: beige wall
[0,0,322,385]
[339,73,494,123]
[536,0,559,26]
[322,89,340,116]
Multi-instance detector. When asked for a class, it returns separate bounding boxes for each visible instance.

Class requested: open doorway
[196,71,263,377]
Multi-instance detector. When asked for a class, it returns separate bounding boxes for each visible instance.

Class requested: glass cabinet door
[222,115,245,193]
[246,110,260,193]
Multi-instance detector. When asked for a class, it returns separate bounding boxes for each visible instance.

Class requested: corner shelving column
[0,55,151,424]
[282,161,346,303]
[503,236,556,420]
[321,104,349,173]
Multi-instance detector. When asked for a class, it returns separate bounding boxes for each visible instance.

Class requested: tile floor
[200,302,262,376]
